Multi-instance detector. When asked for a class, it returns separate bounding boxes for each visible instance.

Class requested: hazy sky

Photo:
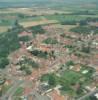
[0,0,97,3]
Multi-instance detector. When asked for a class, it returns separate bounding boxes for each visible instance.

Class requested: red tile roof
[50,90,65,100]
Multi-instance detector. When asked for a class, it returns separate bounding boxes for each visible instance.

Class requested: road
[77,89,98,100]
[0,45,67,100]
[0,80,24,100]
[0,58,60,100]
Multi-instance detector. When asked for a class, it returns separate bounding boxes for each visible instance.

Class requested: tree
[79,20,88,26]
[12,19,23,30]
[0,58,9,69]
[76,83,83,95]
[81,45,90,53]
[88,96,97,100]
[0,89,2,96]
[48,75,56,87]
[66,60,74,66]
[14,19,19,26]
[25,68,32,75]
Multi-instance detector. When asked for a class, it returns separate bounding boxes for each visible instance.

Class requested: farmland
[0,7,98,33]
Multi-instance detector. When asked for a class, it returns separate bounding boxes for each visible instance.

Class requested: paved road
[0,46,67,100]
[77,89,98,100]
[0,58,60,100]
[1,80,24,100]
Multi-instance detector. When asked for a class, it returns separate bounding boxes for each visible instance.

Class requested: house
[94,93,98,99]
[85,82,97,92]
[38,82,52,95]
[24,87,32,96]
[19,31,32,37]
[26,46,33,52]
[82,70,89,74]
[38,44,52,52]
[29,91,50,100]
[70,54,79,63]
[4,79,12,86]
[71,64,81,72]
[49,90,66,100]
[64,39,72,45]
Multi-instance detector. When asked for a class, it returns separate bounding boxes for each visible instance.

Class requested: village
[0,0,98,100]
[0,18,98,100]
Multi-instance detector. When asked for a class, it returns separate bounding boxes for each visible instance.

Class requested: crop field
[0,7,98,34]
[19,20,58,27]
[44,14,98,22]
[0,8,66,15]
[0,26,10,33]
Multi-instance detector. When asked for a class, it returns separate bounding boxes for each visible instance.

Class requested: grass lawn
[14,87,24,96]
[40,74,50,82]
[59,70,86,97]
[41,70,83,87]
[40,69,94,97]
[60,70,82,85]
[43,38,58,44]
[2,84,12,94]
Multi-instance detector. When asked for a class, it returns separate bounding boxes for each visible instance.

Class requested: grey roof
[27,91,50,100]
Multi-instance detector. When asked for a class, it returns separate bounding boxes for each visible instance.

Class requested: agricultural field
[20,20,58,28]
[0,7,98,33]
[0,26,10,33]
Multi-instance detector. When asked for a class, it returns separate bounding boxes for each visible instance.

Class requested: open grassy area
[14,87,24,96]
[61,70,82,84]
[0,26,10,33]
[20,20,58,27]
[0,8,98,30]
[70,26,98,34]
[41,66,95,97]
[0,8,98,35]
[44,14,98,22]
[2,84,12,95]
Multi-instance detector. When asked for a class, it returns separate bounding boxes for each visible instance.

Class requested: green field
[0,7,98,34]
[41,66,94,97]
[44,14,98,22]
[14,87,24,96]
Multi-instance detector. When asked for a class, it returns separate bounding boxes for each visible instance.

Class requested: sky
[1,0,97,2]
[0,0,97,5]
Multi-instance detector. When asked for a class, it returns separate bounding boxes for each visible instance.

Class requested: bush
[30,25,45,34]
[61,20,77,25]
[31,50,48,58]
[70,26,98,34]
[66,61,74,66]
[0,30,21,69]
[79,20,88,26]
[0,58,9,69]
[43,38,58,44]
[48,74,56,87]
[19,36,30,42]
